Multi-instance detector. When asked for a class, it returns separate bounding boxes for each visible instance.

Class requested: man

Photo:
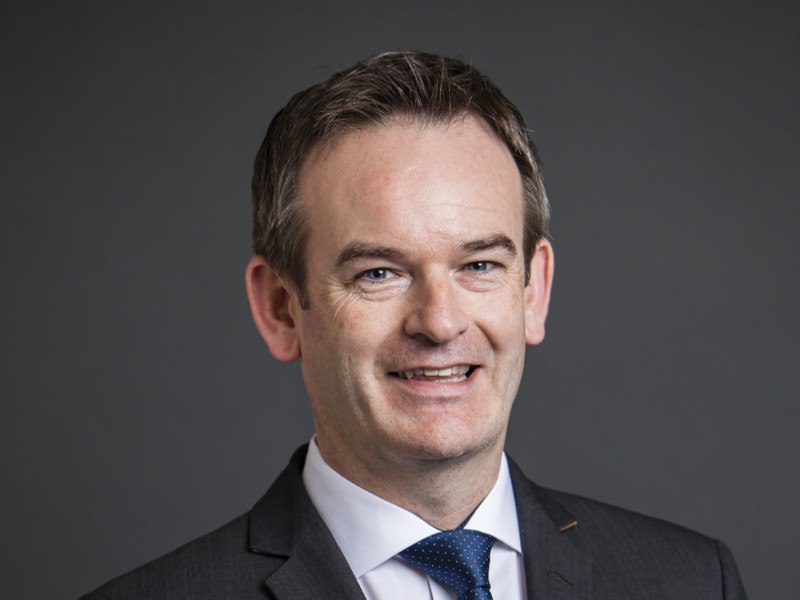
[82,51,747,599]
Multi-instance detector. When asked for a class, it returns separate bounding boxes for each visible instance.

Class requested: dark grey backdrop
[2,1,797,598]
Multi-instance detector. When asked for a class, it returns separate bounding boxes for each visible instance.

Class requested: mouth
[390,364,477,383]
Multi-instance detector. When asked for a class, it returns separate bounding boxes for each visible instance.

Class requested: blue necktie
[399,529,496,599]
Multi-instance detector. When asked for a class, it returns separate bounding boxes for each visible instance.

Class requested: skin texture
[247,116,553,529]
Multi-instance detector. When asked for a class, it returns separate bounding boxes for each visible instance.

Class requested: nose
[403,273,469,344]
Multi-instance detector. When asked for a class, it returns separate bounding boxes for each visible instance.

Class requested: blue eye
[466,261,491,272]
[363,268,390,281]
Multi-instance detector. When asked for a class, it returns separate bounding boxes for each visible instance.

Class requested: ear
[523,239,554,345]
[245,256,301,362]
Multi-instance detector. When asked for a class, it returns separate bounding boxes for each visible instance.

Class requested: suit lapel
[248,447,592,599]
[509,458,594,600]
[248,446,366,600]
[262,524,366,600]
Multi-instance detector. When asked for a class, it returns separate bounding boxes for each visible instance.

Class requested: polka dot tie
[399,529,496,599]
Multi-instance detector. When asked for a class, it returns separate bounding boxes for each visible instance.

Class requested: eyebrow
[335,243,403,268]
[460,234,517,256]
[334,235,517,268]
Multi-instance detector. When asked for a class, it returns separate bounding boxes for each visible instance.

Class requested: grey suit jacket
[81,445,747,599]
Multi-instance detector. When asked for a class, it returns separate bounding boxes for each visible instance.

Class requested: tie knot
[399,529,496,599]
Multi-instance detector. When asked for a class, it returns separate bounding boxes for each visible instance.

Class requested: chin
[390,424,501,464]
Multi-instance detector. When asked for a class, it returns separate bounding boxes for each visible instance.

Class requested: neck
[315,437,504,530]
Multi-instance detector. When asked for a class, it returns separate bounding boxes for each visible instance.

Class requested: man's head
[246,51,554,487]
[251,51,549,308]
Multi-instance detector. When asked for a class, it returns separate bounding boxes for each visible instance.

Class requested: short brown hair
[251,50,549,307]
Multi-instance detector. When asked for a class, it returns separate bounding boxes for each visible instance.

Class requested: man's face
[284,117,551,473]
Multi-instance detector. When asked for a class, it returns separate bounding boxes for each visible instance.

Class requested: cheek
[325,290,360,331]
[473,288,526,342]
[309,292,395,364]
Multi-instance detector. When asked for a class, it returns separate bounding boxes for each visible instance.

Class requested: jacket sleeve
[717,540,748,599]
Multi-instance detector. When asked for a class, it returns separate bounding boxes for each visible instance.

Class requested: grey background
[2,1,797,598]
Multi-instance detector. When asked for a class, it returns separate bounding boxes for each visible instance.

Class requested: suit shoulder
[537,486,748,597]
[543,486,721,558]
[547,487,715,544]
[83,513,275,600]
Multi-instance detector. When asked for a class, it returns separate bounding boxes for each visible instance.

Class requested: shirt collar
[302,438,522,577]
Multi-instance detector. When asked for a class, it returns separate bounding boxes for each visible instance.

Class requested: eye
[360,268,394,282]
[465,261,493,273]
[353,267,408,299]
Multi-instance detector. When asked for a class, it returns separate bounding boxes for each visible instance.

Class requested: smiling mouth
[391,365,477,382]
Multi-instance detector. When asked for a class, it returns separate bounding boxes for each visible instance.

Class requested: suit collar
[247,446,592,600]
[508,456,594,599]
[248,445,366,600]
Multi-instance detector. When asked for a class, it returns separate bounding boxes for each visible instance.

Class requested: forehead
[296,116,524,258]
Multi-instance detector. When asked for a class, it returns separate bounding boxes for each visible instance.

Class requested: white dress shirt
[302,439,527,599]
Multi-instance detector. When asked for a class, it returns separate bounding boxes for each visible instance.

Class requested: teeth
[399,365,470,379]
